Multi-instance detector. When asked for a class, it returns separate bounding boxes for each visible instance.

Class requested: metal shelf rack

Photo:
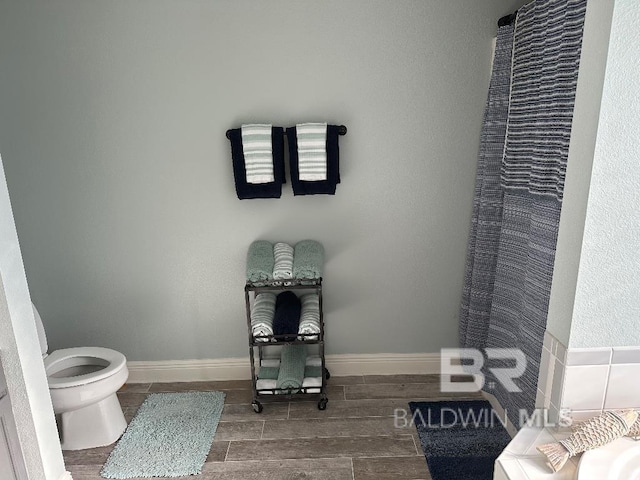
[244,278,329,412]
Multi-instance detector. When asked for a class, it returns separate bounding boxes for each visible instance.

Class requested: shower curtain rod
[498,11,518,27]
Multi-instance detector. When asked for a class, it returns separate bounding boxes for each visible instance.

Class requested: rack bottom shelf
[251,397,328,413]
[251,367,330,413]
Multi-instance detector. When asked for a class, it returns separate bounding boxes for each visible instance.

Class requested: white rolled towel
[256,379,277,394]
[273,242,294,282]
[298,293,321,341]
[302,376,322,394]
[251,292,276,342]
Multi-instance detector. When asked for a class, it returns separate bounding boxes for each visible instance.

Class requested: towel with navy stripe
[287,124,341,195]
[228,124,285,199]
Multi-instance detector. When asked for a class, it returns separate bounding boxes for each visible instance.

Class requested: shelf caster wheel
[324,368,331,380]
[318,398,328,410]
[252,401,263,414]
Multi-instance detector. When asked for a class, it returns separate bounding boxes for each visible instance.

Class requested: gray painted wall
[0,0,522,361]
[547,0,640,349]
[546,0,615,345]
[569,0,640,348]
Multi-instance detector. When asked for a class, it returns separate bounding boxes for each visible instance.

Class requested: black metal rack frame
[244,278,329,412]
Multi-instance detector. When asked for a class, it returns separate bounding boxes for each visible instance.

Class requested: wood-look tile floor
[64,375,482,480]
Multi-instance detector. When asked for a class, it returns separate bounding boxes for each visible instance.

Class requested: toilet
[33,304,129,450]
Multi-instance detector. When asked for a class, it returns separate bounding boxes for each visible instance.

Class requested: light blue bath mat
[101,391,225,479]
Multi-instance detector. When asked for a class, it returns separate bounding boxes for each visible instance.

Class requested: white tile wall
[497,338,640,479]
[536,332,565,418]
[561,365,609,410]
[536,340,554,409]
[611,346,640,364]
[565,347,611,366]
[550,361,565,408]
[537,332,640,426]
[604,364,640,409]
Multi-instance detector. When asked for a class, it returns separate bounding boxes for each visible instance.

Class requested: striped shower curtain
[459,23,513,352]
[460,0,587,428]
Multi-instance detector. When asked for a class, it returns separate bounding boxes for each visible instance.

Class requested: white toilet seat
[32,304,130,449]
[45,346,127,389]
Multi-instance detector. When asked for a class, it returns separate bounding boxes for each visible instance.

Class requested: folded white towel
[298,293,321,341]
[251,292,276,342]
[256,379,277,393]
[302,375,322,394]
[296,123,327,181]
[273,242,294,281]
[242,124,274,184]
[302,376,322,388]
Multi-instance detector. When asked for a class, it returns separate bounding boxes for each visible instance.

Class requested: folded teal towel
[292,240,324,279]
[260,365,321,380]
[276,344,307,393]
[257,366,280,380]
[304,366,322,378]
[246,240,274,283]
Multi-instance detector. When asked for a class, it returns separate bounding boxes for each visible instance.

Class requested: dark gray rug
[409,400,511,480]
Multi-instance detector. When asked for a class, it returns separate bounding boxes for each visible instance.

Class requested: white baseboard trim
[127,357,250,383]
[126,352,442,383]
[326,353,441,376]
[58,472,74,480]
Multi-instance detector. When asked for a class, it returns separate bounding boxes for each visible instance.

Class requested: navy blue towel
[273,291,302,340]
[286,124,341,195]
[228,127,285,199]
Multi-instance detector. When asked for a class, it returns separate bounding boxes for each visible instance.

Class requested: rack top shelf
[245,278,322,291]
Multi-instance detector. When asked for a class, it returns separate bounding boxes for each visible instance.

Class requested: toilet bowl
[33,304,129,450]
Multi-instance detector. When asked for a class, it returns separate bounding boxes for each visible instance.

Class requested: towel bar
[226,125,347,139]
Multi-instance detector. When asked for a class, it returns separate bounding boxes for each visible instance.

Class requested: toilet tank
[31,304,48,357]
